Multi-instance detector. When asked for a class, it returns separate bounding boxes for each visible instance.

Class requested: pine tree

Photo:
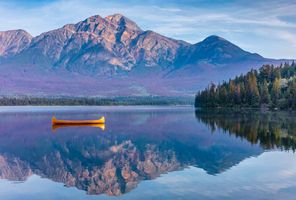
[260,80,270,104]
[288,79,296,109]
[234,84,241,105]
[271,78,281,107]
[218,85,227,105]
[246,72,260,106]
[229,80,236,104]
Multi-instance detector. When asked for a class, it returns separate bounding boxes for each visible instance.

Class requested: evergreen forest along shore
[195,62,296,110]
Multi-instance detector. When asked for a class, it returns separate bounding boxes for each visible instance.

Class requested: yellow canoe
[52,116,105,125]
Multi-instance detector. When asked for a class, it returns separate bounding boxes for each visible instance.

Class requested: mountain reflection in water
[0,107,295,197]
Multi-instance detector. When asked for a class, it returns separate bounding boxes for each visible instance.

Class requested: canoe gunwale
[52,117,105,125]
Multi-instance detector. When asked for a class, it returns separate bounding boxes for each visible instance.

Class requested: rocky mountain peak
[198,35,236,49]
[73,14,107,33]
[188,34,264,63]
[85,14,104,23]
[0,29,32,56]
[203,35,226,42]
[105,14,142,32]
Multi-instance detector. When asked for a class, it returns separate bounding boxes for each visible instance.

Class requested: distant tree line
[195,62,296,109]
[0,96,194,106]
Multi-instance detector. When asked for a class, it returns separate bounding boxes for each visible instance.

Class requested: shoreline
[195,107,296,112]
[0,96,194,106]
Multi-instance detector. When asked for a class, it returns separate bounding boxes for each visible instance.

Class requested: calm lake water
[0,106,296,200]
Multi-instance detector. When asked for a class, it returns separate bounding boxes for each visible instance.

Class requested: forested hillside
[195,62,296,109]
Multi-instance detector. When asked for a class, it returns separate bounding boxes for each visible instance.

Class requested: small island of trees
[195,62,296,109]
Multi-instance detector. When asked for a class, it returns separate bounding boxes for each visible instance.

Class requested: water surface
[0,106,295,200]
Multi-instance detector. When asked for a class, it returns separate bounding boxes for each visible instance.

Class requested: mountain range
[0,14,288,97]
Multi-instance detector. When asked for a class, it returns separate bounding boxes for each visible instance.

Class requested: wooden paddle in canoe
[52,116,105,125]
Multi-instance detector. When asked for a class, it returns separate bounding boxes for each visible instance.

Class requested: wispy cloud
[275,31,296,48]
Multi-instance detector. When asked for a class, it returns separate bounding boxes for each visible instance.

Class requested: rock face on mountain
[0,30,32,57]
[0,14,281,96]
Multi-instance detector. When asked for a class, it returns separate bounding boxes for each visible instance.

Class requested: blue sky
[0,0,295,59]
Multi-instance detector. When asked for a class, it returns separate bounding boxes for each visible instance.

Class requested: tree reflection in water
[195,109,296,151]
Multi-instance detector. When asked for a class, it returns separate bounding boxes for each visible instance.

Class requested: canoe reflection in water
[52,123,106,131]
